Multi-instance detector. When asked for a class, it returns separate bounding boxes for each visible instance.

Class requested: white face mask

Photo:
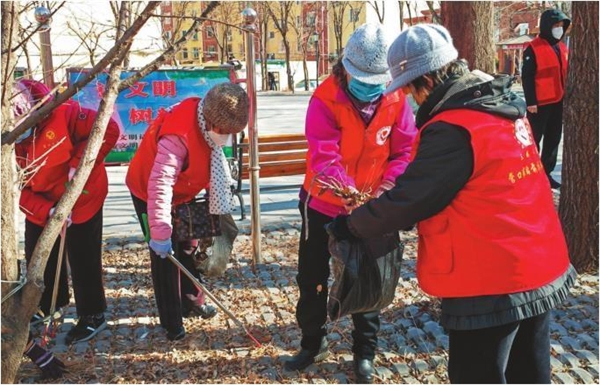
[552,27,563,40]
[208,131,230,147]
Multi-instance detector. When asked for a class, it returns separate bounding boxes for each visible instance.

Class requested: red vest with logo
[411,109,570,297]
[16,103,110,225]
[126,98,211,205]
[527,37,568,105]
[302,76,405,207]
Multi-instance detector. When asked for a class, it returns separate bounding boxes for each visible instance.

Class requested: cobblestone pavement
[19,224,598,383]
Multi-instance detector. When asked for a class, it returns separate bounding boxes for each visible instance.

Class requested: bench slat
[241,133,306,144]
[242,150,306,164]
[239,141,308,152]
[241,160,306,179]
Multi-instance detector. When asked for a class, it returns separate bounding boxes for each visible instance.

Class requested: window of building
[193,47,200,59]
[182,48,189,59]
[296,15,301,27]
[269,31,275,39]
[193,32,199,41]
[350,9,360,22]
[164,30,172,40]
[207,45,216,53]
[227,44,233,53]
[207,25,214,38]
[306,12,316,27]
[226,30,233,42]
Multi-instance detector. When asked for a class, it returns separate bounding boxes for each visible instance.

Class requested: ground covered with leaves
[17,225,599,384]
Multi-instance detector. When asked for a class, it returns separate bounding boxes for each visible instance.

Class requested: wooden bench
[231,132,308,219]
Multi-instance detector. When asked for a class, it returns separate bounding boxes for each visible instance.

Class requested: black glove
[24,342,66,379]
[326,215,356,240]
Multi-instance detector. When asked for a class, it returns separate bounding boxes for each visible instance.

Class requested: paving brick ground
[18,223,599,384]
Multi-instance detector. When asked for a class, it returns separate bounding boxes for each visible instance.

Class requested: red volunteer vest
[16,103,109,225]
[126,98,211,205]
[528,37,568,105]
[303,76,405,207]
[412,109,569,297]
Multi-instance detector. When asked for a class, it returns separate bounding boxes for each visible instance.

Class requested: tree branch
[1,2,65,55]
[118,1,220,92]
[1,1,160,146]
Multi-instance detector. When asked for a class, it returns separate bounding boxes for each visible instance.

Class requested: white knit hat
[384,24,458,95]
[342,23,392,85]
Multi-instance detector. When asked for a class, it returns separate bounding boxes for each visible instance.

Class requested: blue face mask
[348,78,386,102]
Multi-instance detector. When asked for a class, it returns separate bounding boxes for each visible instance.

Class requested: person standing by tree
[522,8,571,189]
[285,23,417,383]
[126,83,248,341]
[328,24,576,383]
[13,79,119,345]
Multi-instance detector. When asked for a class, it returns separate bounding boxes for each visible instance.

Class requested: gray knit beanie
[342,23,391,85]
[384,24,458,95]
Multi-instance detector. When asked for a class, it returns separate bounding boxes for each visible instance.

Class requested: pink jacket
[304,96,417,217]
[147,135,188,241]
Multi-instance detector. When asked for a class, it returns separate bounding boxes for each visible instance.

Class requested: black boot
[284,337,329,371]
[354,357,375,384]
[548,176,561,189]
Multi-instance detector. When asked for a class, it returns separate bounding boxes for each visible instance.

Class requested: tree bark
[441,1,495,74]
[1,2,147,382]
[1,2,23,381]
[559,1,599,273]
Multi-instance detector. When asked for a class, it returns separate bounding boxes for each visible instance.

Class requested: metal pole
[34,6,55,88]
[242,8,262,265]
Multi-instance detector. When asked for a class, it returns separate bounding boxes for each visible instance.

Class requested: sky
[17,1,165,83]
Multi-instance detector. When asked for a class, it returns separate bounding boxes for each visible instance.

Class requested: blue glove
[149,239,172,258]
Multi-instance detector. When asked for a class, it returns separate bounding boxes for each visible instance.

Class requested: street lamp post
[34,6,55,88]
[242,7,262,265]
[314,33,319,87]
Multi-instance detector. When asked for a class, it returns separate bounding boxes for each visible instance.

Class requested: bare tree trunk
[284,40,293,92]
[559,1,599,273]
[303,56,309,91]
[441,1,495,74]
[1,3,23,382]
[398,1,404,30]
[0,2,159,383]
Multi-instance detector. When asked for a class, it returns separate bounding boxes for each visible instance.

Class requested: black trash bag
[327,231,403,321]
[196,213,239,277]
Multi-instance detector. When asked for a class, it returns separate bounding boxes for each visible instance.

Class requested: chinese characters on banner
[67,68,236,163]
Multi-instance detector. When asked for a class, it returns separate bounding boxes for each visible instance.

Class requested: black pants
[25,208,107,317]
[448,311,551,384]
[131,194,199,332]
[296,204,380,359]
[528,100,563,176]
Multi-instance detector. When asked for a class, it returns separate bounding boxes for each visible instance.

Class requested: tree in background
[266,1,295,93]
[209,1,243,63]
[256,1,272,91]
[559,1,599,273]
[441,1,495,74]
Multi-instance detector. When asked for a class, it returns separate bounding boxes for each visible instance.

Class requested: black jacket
[522,9,571,106]
[346,72,575,330]
[347,72,525,238]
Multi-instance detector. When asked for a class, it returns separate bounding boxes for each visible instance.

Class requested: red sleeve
[66,103,120,169]
[19,187,55,225]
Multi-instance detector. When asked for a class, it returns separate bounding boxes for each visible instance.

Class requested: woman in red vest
[126,83,248,341]
[13,79,119,345]
[329,24,575,383]
[285,23,417,383]
[522,9,571,189]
